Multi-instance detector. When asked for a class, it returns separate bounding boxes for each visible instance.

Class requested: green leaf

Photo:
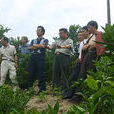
[105,81,114,87]
[54,102,59,113]
[86,76,98,90]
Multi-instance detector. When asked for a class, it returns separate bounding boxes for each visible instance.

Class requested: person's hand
[33,44,39,47]
[28,46,36,50]
[56,45,61,48]
[15,63,18,68]
[88,44,96,50]
[47,46,52,50]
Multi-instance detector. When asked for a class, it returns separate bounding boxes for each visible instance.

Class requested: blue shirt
[30,38,48,55]
[19,44,30,54]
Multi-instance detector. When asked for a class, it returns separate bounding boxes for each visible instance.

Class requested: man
[19,36,30,61]
[0,37,18,87]
[19,36,29,55]
[52,28,73,99]
[18,36,30,89]
[79,21,106,79]
[69,26,90,98]
[28,26,48,93]
[74,32,84,56]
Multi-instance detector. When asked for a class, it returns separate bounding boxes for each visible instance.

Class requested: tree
[68,24,81,44]
[0,25,10,39]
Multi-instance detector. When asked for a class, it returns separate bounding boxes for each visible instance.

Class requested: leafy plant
[10,102,59,114]
[0,25,10,38]
[0,85,33,113]
[102,24,114,54]
[38,91,47,101]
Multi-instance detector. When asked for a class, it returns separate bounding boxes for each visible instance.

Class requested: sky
[0,0,114,43]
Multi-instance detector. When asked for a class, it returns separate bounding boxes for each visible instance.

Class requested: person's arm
[13,46,18,68]
[57,39,73,49]
[59,44,72,49]
[82,44,91,50]
[46,45,53,50]
[28,40,38,50]
[28,46,37,50]
[88,43,96,50]
[32,39,49,49]
[14,55,18,68]
[32,44,46,48]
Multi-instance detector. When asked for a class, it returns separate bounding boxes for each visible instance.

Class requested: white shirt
[78,39,88,59]
[88,34,96,45]
[0,44,17,61]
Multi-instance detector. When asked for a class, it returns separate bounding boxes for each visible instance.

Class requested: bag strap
[85,34,94,45]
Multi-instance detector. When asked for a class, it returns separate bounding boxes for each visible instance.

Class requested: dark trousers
[28,54,46,91]
[53,53,70,93]
[79,51,97,79]
[71,59,81,82]
[69,59,81,94]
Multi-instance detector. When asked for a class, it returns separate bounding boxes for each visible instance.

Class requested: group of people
[0,20,106,99]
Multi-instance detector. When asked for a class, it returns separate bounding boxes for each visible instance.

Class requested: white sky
[0,0,114,43]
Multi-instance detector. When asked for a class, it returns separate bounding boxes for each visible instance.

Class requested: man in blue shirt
[18,36,30,89]
[19,36,30,62]
[19,36,29,54]
[28,26,48,93]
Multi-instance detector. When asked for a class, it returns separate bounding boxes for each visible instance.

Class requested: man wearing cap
[0,37,18,87]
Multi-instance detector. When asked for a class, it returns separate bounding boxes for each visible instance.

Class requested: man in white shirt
[68,26,90,99]
[78,26,90,60]
[0,37,18,87]
[74,32,84,56]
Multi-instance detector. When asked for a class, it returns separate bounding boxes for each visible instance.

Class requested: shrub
[0,85,34,113]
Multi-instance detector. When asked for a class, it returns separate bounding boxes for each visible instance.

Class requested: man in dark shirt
[28,26,48,93]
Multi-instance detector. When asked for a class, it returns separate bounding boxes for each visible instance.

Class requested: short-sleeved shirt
[55,38,73,56]
[0,44,17,61]
[79,39,88,59]
[19,44,30,54]
[74,42,80,55]
[30,38,48,55]
[88,34,96,45]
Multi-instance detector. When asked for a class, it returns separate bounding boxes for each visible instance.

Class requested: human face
[1,38,7,46]
[59,30,67,39]
[21,38,27,45]
[88,25,96,34]
[37,27,43,37]
[82,29,89,39]
[78,33,84,42]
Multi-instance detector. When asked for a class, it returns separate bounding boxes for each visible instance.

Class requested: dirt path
[26,86,79,113]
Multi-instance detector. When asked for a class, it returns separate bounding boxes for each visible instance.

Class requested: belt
[55,52,69,56]
[31,53,45,56]
[2,59,15,62]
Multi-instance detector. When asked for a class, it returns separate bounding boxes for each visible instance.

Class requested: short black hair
[87,20,98,29]
[2,37,9,42]
[21,36,29,42]
[82,26,88,31]
[78,29,84,34]
[37,26,45,35]
[59,28,69,34]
